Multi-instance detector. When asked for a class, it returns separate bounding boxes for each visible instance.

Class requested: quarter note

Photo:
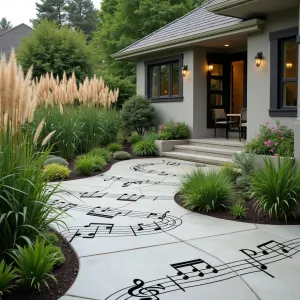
[153,222,162,231]
[171,259,218,280]
[240,248,274,278]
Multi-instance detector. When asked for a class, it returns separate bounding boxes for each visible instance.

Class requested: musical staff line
[105,238,300,300]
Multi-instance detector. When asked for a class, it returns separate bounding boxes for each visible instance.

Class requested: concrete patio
[49,158,300,300]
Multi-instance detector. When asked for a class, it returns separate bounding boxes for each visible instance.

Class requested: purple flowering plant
[245,121,294,156]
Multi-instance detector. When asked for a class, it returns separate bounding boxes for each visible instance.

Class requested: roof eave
[206,0,255,14]
[112,18,265,61]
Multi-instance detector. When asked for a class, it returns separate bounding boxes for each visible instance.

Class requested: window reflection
[172,63,179,95]
[151,66,158,97]
[160,65,170,96]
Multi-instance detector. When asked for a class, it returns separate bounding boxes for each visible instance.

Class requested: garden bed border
[155,140,188,156]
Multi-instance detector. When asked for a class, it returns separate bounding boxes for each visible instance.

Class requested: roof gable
[116,1,242,57]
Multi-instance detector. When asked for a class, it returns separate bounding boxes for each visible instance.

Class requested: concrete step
[188,139,244,151]
[173,145,235,158]
[162,151,232,166]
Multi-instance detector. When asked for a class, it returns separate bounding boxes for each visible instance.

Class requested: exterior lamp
[286,62,293,70]
[208,63,214,72]
[182,65,188,76]
[255,52,263,68]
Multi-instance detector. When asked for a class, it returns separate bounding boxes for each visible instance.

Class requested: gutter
[113,19,265,60]
[206,0,257,13]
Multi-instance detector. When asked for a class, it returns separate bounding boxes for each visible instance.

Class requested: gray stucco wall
[0,24,33,55]
[295,5,300,159]
[136,49,196,137]
[247,8,299,139]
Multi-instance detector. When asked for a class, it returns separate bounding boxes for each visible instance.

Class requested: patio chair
[212,108,237,140]
[239,108,247,141]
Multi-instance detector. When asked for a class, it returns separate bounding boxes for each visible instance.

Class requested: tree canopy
[17,20,94,81]
[32,0,98,37]
[93,0,199,83]
[0,17,12,29]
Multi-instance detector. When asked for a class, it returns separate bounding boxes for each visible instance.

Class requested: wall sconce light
[208,63,214,72]
[182,65,188,76]
[255,52,263,68]
[286,62,293,70]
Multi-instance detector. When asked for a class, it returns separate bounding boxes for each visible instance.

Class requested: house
[0,23,33,55]
[113,0,300,159]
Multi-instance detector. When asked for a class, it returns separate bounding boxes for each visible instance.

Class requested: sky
[1,0,102,27]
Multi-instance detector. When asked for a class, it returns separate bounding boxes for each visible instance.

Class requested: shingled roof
[114,0,242,58]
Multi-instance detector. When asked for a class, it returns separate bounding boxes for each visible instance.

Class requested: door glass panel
[210,64,223,76]
[283,40,297,79]
[210,94,223,106]
[151,66,158,97]
[160,65,170,96]
[283,82,297,106]
[172,62,179,95]
[211,79,222,91]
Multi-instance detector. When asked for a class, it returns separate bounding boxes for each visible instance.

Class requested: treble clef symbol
[127,279,165,299]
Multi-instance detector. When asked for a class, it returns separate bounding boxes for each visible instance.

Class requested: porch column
[295,4,300,159]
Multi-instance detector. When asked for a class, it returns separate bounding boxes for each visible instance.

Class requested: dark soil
[64,142,157,181]
[5,233,79,300]
[175,192,300,225]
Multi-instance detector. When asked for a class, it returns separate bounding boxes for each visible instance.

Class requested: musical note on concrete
[117,194,144,202]
[127,279,165,300]
[167,161,180,166]
[122,181,144,188]
[159,211,170,220]
[86,207,122,219]
[105,238,300,300]
[80,191,107,198]
[240,248,273,278]
[171,259,218,280]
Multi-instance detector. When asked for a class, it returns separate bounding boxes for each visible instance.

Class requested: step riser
[188,142,243,151]
[162,153,231,166]
[174,148,233,158]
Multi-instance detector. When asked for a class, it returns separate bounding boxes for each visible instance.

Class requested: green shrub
[113,151,131,160]
[250,157,300,222]
[180,169,234,212]
[75,154,106,175]
[89,148,111,163]
[43,232,59,245]
[43,163,71,181]
[0,133,62,258]
[230,201,247,219]
[107,143,123,153]
[128,134,143,144]
[0,260,17,299]
[245,121,294,156]
[11,239,60,291]
[44,156,69,167]
[236,175,250,188]
[48,245,65,266]
[133,140,157,156]
[220,162,239,182]
[121,95,155,135]
[157,121,189,140]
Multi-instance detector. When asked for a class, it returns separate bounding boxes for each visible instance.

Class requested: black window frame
[145,55,183,103]
[269,27,298,117]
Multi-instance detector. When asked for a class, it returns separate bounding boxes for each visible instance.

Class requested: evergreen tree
[66,0,99,37]
[32,0,67,26]
[0,17,12,29]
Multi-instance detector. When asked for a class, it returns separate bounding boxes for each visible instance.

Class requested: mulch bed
[63,142,156,181]
[175,192,300,225]
[5,233,79,300]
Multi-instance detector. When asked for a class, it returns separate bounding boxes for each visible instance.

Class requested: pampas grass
[34,72,119,108]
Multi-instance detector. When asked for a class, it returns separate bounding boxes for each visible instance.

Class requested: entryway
[207,52,247,131]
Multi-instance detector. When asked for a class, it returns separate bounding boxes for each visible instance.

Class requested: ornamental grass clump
[250,156,300,222]
[180,169,234,213]
[89,148,111,163]
[43,163,71,181]
[133,139,157,156]
[107,142,123,153]
[245,121,294,156]
[0,51,62,259]
[0,260,17,299]
[11,239,61,291]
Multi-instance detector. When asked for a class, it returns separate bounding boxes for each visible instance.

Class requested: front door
[207,52,247,128]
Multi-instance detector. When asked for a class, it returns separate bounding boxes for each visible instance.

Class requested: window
[281,39,297,107]
[145,55,183,102]
[269,27,298,117]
